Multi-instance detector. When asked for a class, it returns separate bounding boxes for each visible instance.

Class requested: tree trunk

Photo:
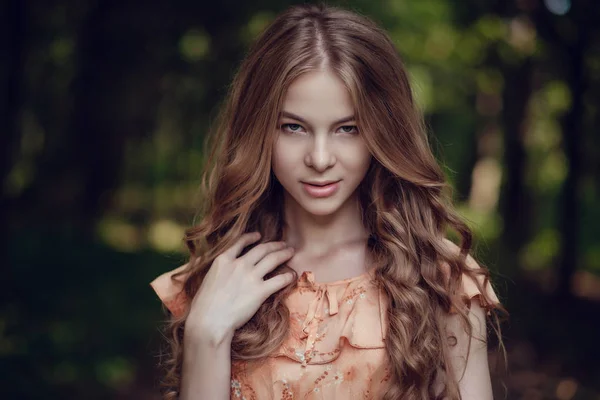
[499,58,534,276]
[556,33,587,299]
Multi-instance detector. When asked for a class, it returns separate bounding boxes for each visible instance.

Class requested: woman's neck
[281,191,370,257]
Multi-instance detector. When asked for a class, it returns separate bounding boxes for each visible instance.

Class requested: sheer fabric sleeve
[439,239,502,315]
[149,264,189,318]
[454,269,501,315]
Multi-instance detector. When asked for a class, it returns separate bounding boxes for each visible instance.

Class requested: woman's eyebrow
[280,111,356,128]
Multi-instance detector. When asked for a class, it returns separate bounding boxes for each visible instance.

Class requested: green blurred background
[2,0,599,399]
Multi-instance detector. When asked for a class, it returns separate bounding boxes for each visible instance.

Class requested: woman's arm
[180,324,233,400]
[176,233,296,399]
[446,300,493,400]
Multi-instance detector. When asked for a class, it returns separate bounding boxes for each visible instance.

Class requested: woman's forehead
[281,70,355,124]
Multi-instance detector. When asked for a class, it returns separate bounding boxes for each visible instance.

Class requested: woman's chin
[297,199,344,217]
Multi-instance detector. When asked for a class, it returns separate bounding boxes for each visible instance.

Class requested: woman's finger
[261,273,295,298]
[242,241,287,265]
[254,247,295,278]
[222,232,261,260]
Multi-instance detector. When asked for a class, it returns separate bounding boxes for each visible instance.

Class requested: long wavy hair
[160,4,507,399]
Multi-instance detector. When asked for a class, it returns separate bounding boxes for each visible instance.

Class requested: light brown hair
[160,4,507,399]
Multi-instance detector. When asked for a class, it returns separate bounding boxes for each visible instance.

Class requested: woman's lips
[302,181,340,198]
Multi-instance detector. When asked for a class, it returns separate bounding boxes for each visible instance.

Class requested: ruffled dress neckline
[271,268,385,367]
[296,269,375,287]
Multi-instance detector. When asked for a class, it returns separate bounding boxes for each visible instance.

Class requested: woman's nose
[305,135,336,172]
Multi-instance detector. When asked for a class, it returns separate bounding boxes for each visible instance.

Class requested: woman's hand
[186,231,296,345]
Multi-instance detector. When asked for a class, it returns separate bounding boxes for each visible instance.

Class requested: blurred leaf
[179,29,210,62]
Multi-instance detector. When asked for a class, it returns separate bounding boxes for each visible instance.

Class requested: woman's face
[272,69,372,217]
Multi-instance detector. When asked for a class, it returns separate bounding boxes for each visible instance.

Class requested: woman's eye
[280,123,358,135]
[338,125,358,134]
[281,123,305,133]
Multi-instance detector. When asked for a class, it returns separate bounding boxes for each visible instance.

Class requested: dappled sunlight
[526,118,562,151]
[179,29,211,62]
[555,378,578,400]
[242,11,276,43]
[544,0,572,16]
[407,66,433,112]
[97,217,186,253]
[525,80,571,193]
[468,157,502,213]
[543,81,573,114]
[97,218,142,252]
[50,37,74,66]
[584,245,600,273]
[520,228,561,271]
[535,150,568,192]
[424,24,456,60]
[455,203,503,242]
[572,270,600,301]
[148,219,186,253]
[476,68,504,95]
[474,15,507,42]
[508,16,537,55]
[95,356,136,390]
[4,110,44,198]
[0,318,17,357]
[4,158,35,198]
[113,185,148,213]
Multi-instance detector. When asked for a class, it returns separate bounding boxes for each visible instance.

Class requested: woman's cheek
[344,144,371,175]
[272,142,301,182]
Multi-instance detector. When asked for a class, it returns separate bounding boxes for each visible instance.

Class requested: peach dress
[150,265,500,399]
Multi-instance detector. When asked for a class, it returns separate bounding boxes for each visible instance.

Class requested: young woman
[150,4,506,400]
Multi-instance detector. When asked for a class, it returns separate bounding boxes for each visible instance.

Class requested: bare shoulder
[444,299,493,399]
